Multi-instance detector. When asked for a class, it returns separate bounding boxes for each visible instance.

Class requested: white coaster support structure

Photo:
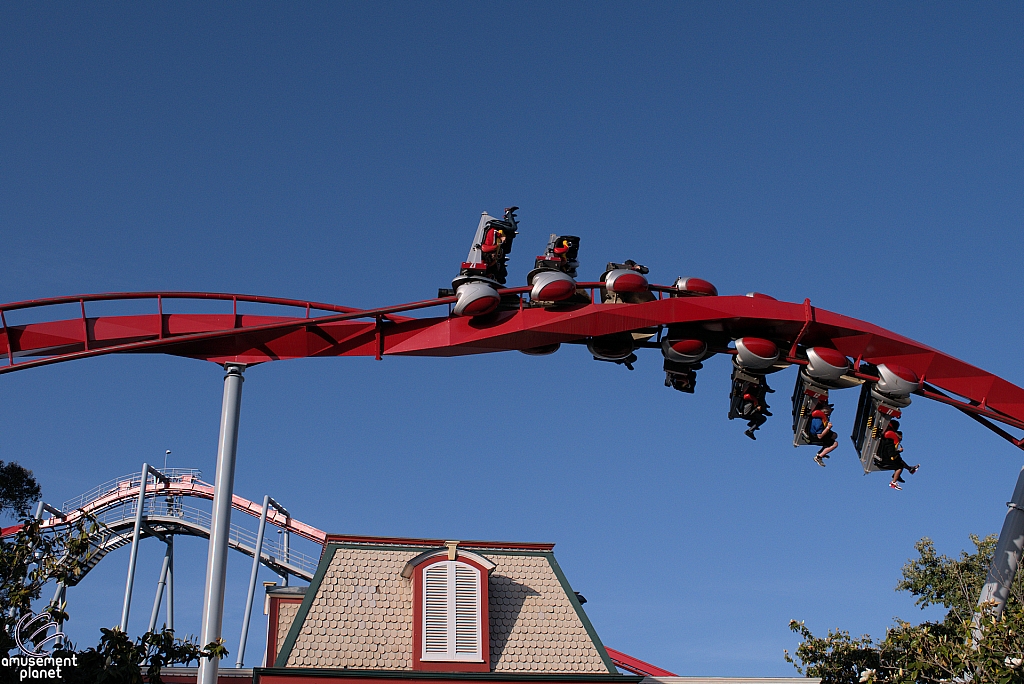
[120,463,167,632]
[235,495,270,667]
[198,363,245,684]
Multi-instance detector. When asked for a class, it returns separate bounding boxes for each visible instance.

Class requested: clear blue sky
[2,2,1022,676]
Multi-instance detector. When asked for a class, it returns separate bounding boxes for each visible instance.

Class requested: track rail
[2,287,1024,447]
[35,469,326,545]
[3,468,326,582]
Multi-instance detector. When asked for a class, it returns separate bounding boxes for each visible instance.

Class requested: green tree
[0,461,41,519]
[52,629,228,684]
[786,535,1024,684]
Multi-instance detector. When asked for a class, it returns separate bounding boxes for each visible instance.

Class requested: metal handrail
[0,291,372,316]
[60,469,202,514]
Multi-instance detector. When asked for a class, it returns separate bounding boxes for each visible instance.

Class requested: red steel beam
[1,287,1023,442]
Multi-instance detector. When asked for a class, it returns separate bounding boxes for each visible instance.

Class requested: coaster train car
[441,206,932,471]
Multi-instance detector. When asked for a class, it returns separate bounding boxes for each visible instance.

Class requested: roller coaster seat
[791,370,832,447]
[479,222,516,281]
[851,380,906,473]
[804,405,836,446]
[457,209,519,287]
[664,359,702,393]
[600,260,655,304]
[526,235,585,305]
[538,235,580,273]
[729,369,771,420]
[872,426,906,471]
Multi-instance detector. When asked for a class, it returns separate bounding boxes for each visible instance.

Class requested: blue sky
[2,2,1022,676]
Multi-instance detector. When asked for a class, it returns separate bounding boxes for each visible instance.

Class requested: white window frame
[420,560,483,662]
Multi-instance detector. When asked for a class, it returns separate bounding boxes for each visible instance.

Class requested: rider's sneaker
[744,429,756,440]
[889,481,902,491]
[814,455,825,467]
[909,465,920,475]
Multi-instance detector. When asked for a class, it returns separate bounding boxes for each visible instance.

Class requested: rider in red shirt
[876,419,920,490]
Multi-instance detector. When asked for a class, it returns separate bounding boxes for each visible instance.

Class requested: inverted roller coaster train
[4,210,1024,682]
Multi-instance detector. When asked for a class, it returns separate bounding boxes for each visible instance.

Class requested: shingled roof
[273,535,617,674]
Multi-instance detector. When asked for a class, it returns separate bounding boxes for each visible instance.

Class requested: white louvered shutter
[421,561,482,661]
[423,564,449,655]
[454,563,479,655]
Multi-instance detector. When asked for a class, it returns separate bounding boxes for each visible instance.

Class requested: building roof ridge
[324,533,555,551]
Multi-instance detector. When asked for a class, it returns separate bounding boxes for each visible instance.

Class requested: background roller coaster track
[1,468,324,582]
[1,286,1023,448]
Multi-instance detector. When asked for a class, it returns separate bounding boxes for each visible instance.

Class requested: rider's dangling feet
[814,455,825,467]
[909,464,920,475]
[744,428,756,440]
[889,481,902,491]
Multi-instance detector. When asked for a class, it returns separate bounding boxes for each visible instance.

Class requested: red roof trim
[603,648,677,677]
[324,534,555,551]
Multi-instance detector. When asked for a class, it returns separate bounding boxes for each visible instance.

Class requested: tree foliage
[0,506,98,654]
[0,461,41,520]
[53,629,228,684]
[786,535,1024,683]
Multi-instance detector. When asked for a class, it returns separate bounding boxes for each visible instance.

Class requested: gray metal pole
[148,541,173,633]
[120,464,150,632]
[236,495,270,667]
[975,465,1024,636]
[51,582,65,635]
[281,528,290,587]
[268,498,291,588]
[167,536,174,632]
[198,363,245,684]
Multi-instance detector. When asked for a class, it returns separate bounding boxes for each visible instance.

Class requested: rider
[480,225,506,258]
[553,237,572,260]
[807,402,838,467]
[873,419,920,490]
[665,362,700,393]
[479,223,512,282]
[741,380,772,440]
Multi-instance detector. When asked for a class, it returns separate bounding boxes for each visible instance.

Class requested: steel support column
[148,541,173,633]
[198,363,245,684]
[120,463,150,631]
[236,495,270,667]
[50,582,65,636]
[268,497,290,588]
[166,536,174,632]
[975,465,1024,638]
[281,528,290,587]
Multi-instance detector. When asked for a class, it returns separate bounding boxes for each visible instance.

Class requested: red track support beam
[2,286,1024,449]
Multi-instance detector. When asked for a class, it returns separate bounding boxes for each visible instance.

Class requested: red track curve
[2,286,1023,447]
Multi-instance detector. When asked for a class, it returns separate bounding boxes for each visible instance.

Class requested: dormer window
[423,560,480,660]
[403,542,494,672]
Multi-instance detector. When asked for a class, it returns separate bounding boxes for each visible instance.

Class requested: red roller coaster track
[1,285,1023,447]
